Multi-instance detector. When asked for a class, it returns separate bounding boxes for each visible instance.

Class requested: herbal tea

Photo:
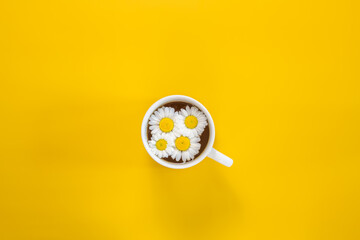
[147,102,210,163]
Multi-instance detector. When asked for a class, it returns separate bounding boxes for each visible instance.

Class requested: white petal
[150,115,159,122]
[181,108,188,117]
[181,152,187,162]
[188,148,196,155]
[165,147,172,155]
[152,128,161,135]
[185,152,191,160]
[192,143,201,148]
[176,152,181,161]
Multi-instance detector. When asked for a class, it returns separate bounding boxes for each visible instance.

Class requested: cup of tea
[141,95,233,169]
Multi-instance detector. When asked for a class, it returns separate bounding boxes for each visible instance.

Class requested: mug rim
[141,95,215,169]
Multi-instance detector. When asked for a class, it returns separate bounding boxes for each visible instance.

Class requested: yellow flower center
[156,139,167,151]
[175,136,190,151]
[159,118,174,133]
[185,115,198,129]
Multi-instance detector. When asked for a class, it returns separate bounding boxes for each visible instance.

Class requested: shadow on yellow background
[1,0,360,239]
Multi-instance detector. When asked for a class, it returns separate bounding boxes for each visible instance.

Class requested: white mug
[141,95,233,169]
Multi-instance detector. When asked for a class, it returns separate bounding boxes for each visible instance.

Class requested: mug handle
[207,148,233,167]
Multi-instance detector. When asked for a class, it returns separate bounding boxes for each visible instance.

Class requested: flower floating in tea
[176,106,208,137]
[148,133,175,159]
[149,107,178,137]
[171,135,201,162]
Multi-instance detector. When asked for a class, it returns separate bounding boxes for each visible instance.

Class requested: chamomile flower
[176,106,208,137]
[149,107,179,137]
[171,134,201,163]
[148,133,175,159]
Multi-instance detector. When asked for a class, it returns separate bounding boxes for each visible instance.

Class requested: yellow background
[1,0,360,239]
